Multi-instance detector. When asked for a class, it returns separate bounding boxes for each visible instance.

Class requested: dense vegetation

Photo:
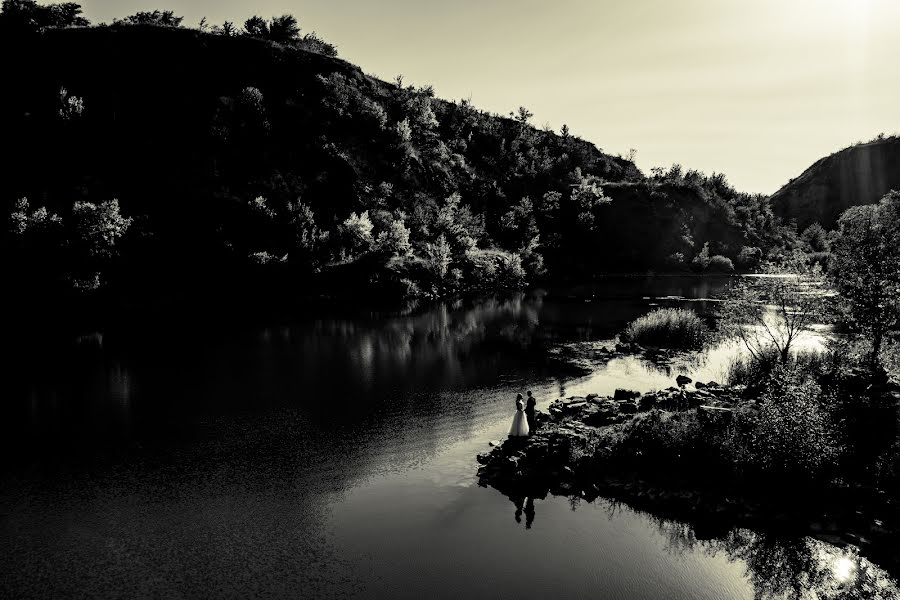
[1,2,816,326]
[621,307,709,350]
[611,205,900,496]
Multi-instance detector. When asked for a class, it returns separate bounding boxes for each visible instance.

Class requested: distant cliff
[771,136,900,230]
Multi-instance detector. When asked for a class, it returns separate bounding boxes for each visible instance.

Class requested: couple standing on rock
[508,391,537,437]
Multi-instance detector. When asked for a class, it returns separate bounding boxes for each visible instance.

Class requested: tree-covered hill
[771,135,900,231]
[1,4,798,323]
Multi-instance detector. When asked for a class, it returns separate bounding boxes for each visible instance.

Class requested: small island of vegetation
[480,192,900,572]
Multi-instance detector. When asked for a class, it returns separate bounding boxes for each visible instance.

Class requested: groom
[525,391,537,433]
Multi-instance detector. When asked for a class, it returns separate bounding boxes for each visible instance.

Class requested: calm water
[2,278,896,599]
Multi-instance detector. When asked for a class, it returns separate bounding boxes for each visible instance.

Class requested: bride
[508,393,530,437]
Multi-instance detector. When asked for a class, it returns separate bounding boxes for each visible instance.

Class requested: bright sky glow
[80,0,900,194]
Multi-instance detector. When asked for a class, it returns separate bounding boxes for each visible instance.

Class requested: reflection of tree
[652,515,900,600]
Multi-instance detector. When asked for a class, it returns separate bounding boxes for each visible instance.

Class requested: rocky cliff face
[771,136,900,230]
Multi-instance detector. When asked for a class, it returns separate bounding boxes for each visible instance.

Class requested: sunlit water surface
[2,278,896,599]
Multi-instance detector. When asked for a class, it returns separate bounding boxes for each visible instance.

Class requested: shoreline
[477,379,900,577]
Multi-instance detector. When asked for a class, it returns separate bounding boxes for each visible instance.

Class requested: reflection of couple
[513,496,536,528]
[508,391,537,437]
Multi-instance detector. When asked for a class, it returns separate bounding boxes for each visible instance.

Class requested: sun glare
[832,556,857,583]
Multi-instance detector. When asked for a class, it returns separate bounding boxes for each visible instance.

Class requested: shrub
[621,307,709,349]
[736,246,763,270]
[615,410,705,467]
[707,254,734,273]
[724,348,838,388]
[724,366,843,482]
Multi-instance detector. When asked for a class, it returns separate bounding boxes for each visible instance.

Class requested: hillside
[771,136,900,230]
[1,16,795,324]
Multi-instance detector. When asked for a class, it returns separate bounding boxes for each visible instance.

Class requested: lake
[2,278,896,599]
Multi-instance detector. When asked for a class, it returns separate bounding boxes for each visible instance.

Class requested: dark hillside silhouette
[771,135,900,230]
[1,6,802,327]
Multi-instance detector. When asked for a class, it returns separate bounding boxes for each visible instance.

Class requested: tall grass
[621,307,709,350]
[725,347,843,387]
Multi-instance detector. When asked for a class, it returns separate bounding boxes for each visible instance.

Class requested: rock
[488,440,502,447]
[614,388,641,401]
[676,374,692,387]
[640,393,658,410]
[694,381,707,389]
[706,381,721,388]
[618,401,638,414]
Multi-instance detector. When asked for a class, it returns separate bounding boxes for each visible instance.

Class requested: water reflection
[11,277,886,599]
[654,515,899,599]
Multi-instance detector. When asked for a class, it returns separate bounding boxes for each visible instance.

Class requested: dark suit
[525,396,537,431]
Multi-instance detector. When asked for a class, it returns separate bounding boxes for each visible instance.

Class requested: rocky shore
[477,375,900,573]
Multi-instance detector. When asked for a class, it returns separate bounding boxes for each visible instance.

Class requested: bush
[707,254,734,273]
[724,366,843,482]
[615,410,705,467]
[621,307,709,349]
[725,348,839,388]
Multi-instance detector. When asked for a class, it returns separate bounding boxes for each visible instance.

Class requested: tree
[424,234,452,279]
[830,192,900,369]
[692,242,711,271]
[720,253,828,366]
[115,10,183,27]
[268,14,300,44]
[243,15,268,37]
[58,86,84,120]
[376,218,412,257]
[800,223,830,253]
[0,0,88,29]
[513,106,533,127]
[341,211,374,256]
[71,199,133,259]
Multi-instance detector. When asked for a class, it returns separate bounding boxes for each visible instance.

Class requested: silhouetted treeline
[2,3,801,324]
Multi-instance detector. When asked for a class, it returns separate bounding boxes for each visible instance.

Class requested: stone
[488,440,502,447]
[694,381,707,389]
[614,388,641,401]
[640,394,658,410]
[618,401,638,414]
[676,374,692,387]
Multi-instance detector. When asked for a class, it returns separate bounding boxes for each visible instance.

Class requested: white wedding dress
[508,399,530,437]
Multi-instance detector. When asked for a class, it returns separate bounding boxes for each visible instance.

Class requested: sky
[79,0,900,194]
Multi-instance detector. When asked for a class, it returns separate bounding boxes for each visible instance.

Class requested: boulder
[676,374,693,387]
[694,381,707,390]
[618,401,638,414]
[640,393,658,410]
[614,388,641,401]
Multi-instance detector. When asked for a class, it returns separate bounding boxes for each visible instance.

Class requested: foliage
[340,211,374,257]
[621,307,709,349]
[0,0,89,29]
[829,192,900,369]
[724,348,839,388]
[375,217,412,257]
[423,234,452,279]
[71,199,133,258]
[736,246,763,270]
[723,366,843,482]
[0,7,813,310]
[707,254,734,273]
[719,253,828,366]
[800,223,830,253]
[114,10,182,27]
